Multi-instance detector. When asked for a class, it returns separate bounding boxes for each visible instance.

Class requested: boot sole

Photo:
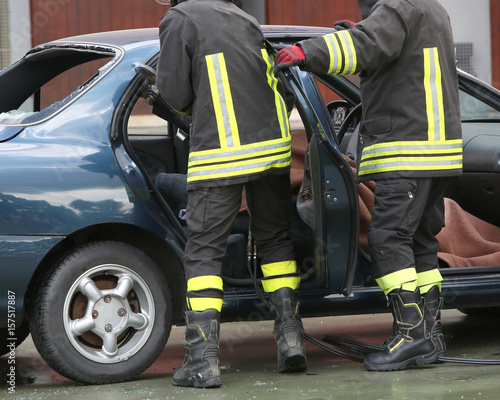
[279,351,307,373]
[172,375,221,388]
[364,350,439,372]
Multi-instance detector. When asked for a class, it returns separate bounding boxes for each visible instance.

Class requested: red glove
[274,45,306,73]
[334,20,357,30]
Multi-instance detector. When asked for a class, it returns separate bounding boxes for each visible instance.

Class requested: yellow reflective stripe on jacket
[424,47,445,142]
[189,148,291,171]
[359,156,462,175]
[261,48,290,139]
[361,140,463,159]
[187,275,223,292]
[189,136,291,165]
[206,53,240,148]
[196,51,292,184]
[358,46,461,178]
[323,30,357,75]
[188,151,291,182]
[359,139,463,176]
[187,136,291,183]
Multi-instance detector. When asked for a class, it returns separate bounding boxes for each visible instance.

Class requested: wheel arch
[26,223,186,325]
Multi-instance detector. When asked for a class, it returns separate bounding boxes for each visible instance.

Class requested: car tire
[0,319,30,356]
[29,241,172,384]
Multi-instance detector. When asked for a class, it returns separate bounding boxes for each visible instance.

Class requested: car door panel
[286,69,359,296]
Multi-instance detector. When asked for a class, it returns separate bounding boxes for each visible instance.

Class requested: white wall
[8,0,31,64]
[7,0,32,110]
[438,0,492,84]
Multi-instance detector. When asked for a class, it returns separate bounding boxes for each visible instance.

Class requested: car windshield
[314,70,500,123]
[0,45,117,125]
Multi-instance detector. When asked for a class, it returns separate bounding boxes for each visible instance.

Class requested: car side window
[459,89,500,121]
[0,46,115,125]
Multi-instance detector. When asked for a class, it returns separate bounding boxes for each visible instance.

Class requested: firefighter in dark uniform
[156,0,306,388]
[275,0,462,371]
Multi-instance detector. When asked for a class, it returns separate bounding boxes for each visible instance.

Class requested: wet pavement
[2,309,500,400]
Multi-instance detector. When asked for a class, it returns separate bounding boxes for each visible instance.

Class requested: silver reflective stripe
[424,47,444,142]
[359,157,462,175]
[189,137,291,165]
[324,34,341,74]
[206,53,240,149]
[262,48,289,138]
[323,31,357,75]
[362,141,462,158]
[210,53,234,147]
[337,30,356,74]
[188,153,291,180]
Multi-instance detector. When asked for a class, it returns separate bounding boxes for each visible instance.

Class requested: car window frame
[0,43,124,127]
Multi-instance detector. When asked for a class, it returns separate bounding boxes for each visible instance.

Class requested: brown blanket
[437,198,500,268]
[344,155,500,268]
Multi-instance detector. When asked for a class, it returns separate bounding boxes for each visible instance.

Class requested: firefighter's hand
[274,45,306,74]
[334,20,357,30]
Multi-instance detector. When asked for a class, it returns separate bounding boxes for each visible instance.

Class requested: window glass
[128,96,168,136]
[459,89,500,121]
[0,47,115,125]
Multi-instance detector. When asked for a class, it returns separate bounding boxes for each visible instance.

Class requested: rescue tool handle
[134,65,192,133]
[273,62,295,75]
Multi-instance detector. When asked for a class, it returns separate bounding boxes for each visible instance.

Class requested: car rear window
[0,45,117,125]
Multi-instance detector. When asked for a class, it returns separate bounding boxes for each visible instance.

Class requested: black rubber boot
[172,309,221,388]
[269,287,307,372]
[423,285,446,357]
[364,288,438,371]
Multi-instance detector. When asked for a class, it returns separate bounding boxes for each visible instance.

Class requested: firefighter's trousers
[183,174,298,312]
[367,177,451,295]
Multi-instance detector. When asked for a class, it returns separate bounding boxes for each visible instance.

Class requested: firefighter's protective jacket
[299,0,463,182]
[157,0,293,189]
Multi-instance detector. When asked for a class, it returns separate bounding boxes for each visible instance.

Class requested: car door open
[285,68,360,296]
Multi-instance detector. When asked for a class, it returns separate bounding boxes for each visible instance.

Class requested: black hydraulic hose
[319,336,371,356]
[303,334,365,363]
[245,235,500,366]
[438,356,500,365]
[323,335,381,353]
[247,235,365,363]
[249,252,365,363]
[250,262,500,365]
[321,335,500,365]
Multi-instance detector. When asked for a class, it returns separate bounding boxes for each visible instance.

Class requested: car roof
[44,25,335,49]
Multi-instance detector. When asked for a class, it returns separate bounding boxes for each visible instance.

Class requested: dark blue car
[0,26,499,383]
